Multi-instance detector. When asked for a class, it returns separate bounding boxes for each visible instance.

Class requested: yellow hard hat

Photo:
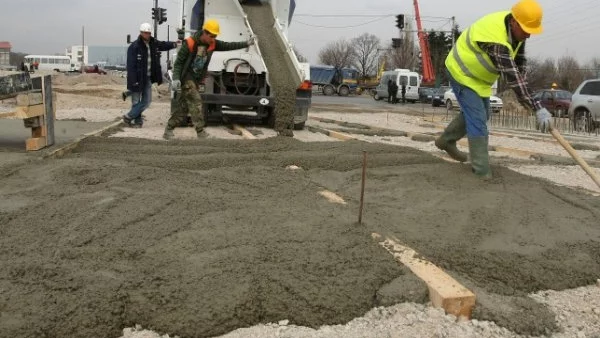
[202,19,220,36]
[511,0,543,34]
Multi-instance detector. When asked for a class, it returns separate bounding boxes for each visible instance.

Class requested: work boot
[163,126,175,140]
[196,129,208,139]
[122,115,132,126]
[435,114,468,162]
[468,136,492,179]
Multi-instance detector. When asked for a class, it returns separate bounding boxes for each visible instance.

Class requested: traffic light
[152,7,158,20]
[395,14,404,30]
[417,51,423,73]
[159,8,167,24]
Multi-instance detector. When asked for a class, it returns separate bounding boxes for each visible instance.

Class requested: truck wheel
[293,122,305,130]
[338,86,350,96]
[373,93,381,101]
[323,85,335,96]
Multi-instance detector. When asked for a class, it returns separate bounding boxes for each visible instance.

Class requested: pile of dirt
[244,2,298,136]
[1,137,599,337]
[52,73,126,87]
[497,90,529,115]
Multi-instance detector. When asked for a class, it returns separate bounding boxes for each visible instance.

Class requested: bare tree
[522,57,557,90]
[384,21,419,71]
[318,39,355,68]
[556,55,589,91]
[350,33,381,80]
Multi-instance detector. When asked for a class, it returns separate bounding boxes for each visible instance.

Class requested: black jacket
[126,35,176,92]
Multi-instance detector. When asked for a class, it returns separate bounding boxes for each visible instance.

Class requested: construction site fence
[440,108,600,138]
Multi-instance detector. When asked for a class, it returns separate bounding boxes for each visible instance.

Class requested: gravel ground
[118,284,600,338]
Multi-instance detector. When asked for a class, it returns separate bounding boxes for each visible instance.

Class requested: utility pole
[82,26,85,66]
[451,16,456,47]
[167,24,170,67]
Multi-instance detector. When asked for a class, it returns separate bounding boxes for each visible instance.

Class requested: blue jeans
[447,72,491,137]
[125,81,152,125]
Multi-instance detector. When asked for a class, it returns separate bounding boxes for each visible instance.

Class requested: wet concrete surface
[0,119,113,167]
[0,137,599,338]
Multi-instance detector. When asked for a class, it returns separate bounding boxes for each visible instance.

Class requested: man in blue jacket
[123,23,178,128]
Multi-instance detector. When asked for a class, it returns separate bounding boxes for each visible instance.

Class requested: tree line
[309,22,600,91]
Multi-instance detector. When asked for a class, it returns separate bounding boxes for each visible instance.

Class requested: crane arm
[413,0,435,85]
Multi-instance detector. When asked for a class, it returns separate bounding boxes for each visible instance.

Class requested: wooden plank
[16,92,44,106]
[42,75,55,146]
[0,111,17,119]
[232,124,257,140]
[318,190,347,205]
[25,137,47,151]
[373,233,476,319]
[15,104,45,118]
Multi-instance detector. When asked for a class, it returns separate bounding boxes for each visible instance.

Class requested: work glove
[247,36,256,46]
[536,107,553,133]
[171,79,181,91]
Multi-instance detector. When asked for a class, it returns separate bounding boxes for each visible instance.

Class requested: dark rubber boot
[435,114,468,162]
[163,126,174,140]
[468,136,492,179]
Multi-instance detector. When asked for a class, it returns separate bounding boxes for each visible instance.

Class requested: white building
[66,45,127,68]
[66,45,88,68]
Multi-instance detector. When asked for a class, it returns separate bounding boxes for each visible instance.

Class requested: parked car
[532,89,572,117]
[431,87,447,107]
[444,89,503,113]
[81,65,107,75]
[418,87,434,103]
[568,79,600,132]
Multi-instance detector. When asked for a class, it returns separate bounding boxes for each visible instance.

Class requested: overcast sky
[2,0,599,65]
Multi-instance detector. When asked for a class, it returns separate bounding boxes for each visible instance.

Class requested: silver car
[568,79,600,132]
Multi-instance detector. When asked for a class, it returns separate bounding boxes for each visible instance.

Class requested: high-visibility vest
[446,11,522,97]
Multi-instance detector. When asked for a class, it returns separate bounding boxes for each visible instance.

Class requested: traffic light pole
[153,0,158,37]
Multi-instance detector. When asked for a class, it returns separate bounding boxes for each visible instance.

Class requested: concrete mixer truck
[173,0,311,130]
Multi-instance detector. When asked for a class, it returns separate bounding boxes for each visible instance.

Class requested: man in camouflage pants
[163,19,254,139]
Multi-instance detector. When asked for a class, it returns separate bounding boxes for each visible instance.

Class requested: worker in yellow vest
[435,0,552,178]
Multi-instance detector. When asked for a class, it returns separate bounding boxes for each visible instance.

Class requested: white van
[373,69,421,103]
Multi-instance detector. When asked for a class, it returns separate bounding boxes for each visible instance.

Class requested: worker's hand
[535,107,553,133]
[171,79,181,91]
[247,36,256,46]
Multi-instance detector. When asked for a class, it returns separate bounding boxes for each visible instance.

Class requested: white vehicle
[444,88,503,113]
[373,69,420,103]
[175,0,311,130]
[568,78,600,132]
[24,55,75,72]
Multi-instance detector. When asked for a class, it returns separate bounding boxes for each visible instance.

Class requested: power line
[293,16,391,29]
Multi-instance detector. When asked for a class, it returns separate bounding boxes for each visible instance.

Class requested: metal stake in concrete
[359,151,367,224]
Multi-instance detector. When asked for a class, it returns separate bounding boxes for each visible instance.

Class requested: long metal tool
[550,128,600,189]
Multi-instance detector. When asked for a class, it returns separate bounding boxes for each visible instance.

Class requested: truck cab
[309,65,358,96]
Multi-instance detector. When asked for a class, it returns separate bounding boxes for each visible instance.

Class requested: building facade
[0,41,12,66]
[66,45,127,68]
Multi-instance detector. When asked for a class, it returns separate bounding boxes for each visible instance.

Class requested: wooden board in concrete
[374,233,476,319]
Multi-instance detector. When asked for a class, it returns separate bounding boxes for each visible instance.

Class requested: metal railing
[442,108,599,137]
